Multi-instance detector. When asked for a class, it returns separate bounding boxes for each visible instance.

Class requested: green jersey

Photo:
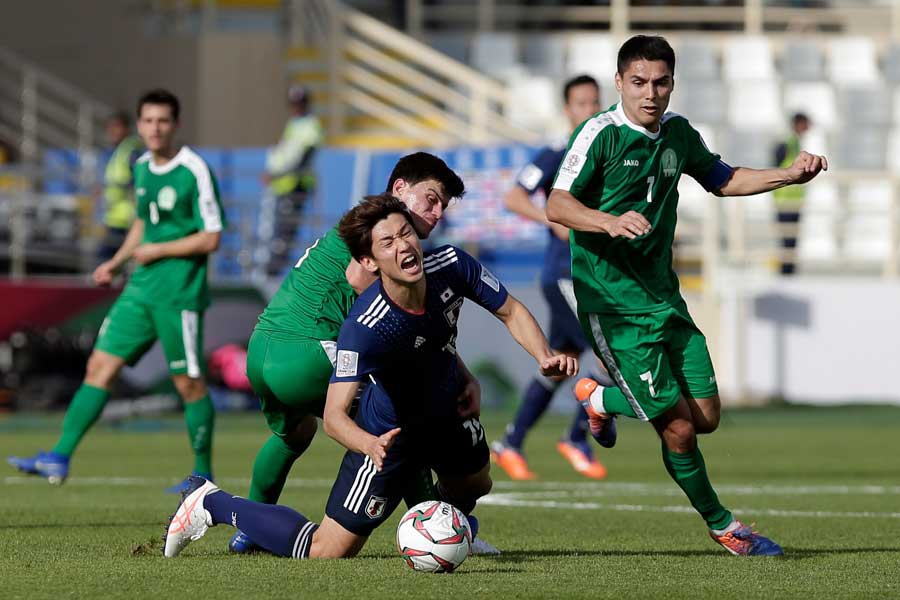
[554,103,723,315]
[255,226,357,341]
[124,146,225,311]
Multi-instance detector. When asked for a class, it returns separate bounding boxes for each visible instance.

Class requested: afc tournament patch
[480,266,500,292]
[335,350,359,377]
[365,495,387,519]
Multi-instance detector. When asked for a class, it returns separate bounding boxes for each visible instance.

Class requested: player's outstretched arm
[323,380,399,470]
[132,231,221,266]
[493,294,578,378]
[93,219,144,285]
[547,189,650,239]
[716,151,828,197]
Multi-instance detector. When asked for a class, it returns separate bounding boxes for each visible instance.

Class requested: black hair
[338,194,415,261]
[563,75,599,103]
[616,35,675,76]
[109,111,131,128]
[792,112,810,125]
[137,88,181,121]
[385,152,465,200]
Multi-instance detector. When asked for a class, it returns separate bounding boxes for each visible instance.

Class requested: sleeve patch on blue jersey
[480,266,500,292]
[336,350,359,377]
[518,164,544,190]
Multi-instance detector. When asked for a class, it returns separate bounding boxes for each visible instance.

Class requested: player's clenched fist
[92,261,116,286]
[603,210,651,239]
[786,150,828,185]
[367,427,401,471]
[540,354,578,380]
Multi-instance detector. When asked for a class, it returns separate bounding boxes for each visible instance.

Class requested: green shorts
[246,328,335,437]
[579,300,718,421]
[95,294,205,377]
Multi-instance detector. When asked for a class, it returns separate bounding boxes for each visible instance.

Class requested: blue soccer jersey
[514,145,570,285]
[331,245,508,435]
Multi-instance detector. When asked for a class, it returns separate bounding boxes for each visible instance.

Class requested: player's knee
[697,413,720,434]
[285,416,318,451]
[174,376,207,402]
[84,351,120,387]
[664,419,696,451]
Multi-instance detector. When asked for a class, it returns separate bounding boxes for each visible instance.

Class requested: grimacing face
[137,103,178,154]
[615,58,674,132]
[361,212,424,286]
[565,83,602,130]
[391,178,449,238]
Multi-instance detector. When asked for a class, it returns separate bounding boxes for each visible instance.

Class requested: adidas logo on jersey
[414,336,426,348]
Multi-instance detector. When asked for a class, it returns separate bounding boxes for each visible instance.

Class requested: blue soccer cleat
[165,471,214,494]
[574,378,618,448]
[709,521,784,556]
[229,530,261,554]
[7,450,69,485]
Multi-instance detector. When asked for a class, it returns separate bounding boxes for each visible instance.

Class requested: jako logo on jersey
[136,188,146,196]
[662,149,678,176]
[365,495,387,519]
[335,350,359,377]
[157,186,177,210]
[623,159,640,167]
[440,287,453,303]
[414,336,426,348]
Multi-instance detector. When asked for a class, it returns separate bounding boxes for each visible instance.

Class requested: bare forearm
[505,187,549,224]
[154,231,220,258]
[323,382,377,454]
[547,189,612,233]
[108,221,144,270]
[496,296,553,364]
[717,166,792,197]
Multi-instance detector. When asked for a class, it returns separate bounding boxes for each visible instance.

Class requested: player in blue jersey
[492,75,614,481]
[163,195,576,559]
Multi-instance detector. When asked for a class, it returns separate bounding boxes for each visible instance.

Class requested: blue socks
[505,376,558,449]
[203,491,318,558]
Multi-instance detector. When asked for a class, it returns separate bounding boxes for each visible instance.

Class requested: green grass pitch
[2,406,899,599]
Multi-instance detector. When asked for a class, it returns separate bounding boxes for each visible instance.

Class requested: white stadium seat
[728,81,781,130]
[566,34,617,95]
[828,37,879,85]
[723,36,775,81]
[783,82,838,131]
[847,181,892,213]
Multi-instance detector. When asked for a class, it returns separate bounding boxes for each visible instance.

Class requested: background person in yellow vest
[773,112,811,275]
[98,112,144,261]
[261,85,324,276]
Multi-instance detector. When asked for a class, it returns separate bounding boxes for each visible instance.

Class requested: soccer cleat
[466,514,501,556]
[165,471,214,494]
[7,450,69,485]
[574,378,618,448]
[709,521,784,556]
[229,529,261,554]
[490,440,536,480]
[163,476,219,558]
[556,439,608,480]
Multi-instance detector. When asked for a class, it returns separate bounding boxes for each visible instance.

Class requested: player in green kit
[8,90,225,492]
[231,153,499,555]
[547,36,827,556]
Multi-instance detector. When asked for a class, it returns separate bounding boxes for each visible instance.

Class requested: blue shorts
[542,278,589,354]
[324,417,489,536]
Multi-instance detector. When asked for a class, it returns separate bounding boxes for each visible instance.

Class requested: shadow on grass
[484,547,900,561]
[1,522,164,530]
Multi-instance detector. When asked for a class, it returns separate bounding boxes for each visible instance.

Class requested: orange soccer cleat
[574,378,618,448]
[556,439,607,480]
[490,441,537,480]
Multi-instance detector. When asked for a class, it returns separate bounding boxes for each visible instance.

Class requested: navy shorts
[542,278,589,354]
[324,417,489,536]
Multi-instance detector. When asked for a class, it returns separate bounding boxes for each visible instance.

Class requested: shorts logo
[335,350,359,377]
[661,149,678,177]
[169,359,187,369]
[157,186,177,210]
[480,266,500,292]
[365,495,387,519]
[440,287,454,303]
[414,336,426,348]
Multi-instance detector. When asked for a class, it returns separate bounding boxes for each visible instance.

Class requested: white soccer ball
[396,500,472,573]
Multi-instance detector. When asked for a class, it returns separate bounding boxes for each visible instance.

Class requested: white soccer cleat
[163,476,219,558]
[469,536,501,556]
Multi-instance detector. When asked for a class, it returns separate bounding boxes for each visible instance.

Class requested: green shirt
[554,103,720,315]
[255,226,357,341]
[124,146,225,311]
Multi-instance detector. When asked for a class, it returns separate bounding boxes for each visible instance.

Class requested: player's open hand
[92,261,116,286]
[787,151,828,185]
[604,211,651,239]
[540,354,578,380]
[368,427,401,471]
[457,376,481,419]
[133,243,164,265]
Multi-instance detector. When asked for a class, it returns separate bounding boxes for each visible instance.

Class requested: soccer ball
[396,500,472,573]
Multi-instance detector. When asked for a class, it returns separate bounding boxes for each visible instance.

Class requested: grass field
[2,405,899,599]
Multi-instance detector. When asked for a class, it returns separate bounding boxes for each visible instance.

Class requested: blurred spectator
[262,85,323,276]
[0,137,16,164]
[773,112,811,276]
[98,112,143,261]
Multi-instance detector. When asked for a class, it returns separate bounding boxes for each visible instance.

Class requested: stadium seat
[781,40,825,82]
[798,214,839,264]
[885,43,900,84]
[566,34,617,93]
[428,32,469,64]
[743,191,776,222]
[783,82,837,131]
[847,180,892,213]
[804,182,841,215]
[728,81,780,130]
[723,129,774,168]
[834,129,886,170]
[843,215,891,262]
[506,75,561,132]
[677,177,709,220]
[674,80,727,125]
[828,37,879,85]
[722,36,774,81]
[887,128,900,174]
[470,32,520,80]
[839,85,891,128]
[675,40,719,81]
[521,34,567,76]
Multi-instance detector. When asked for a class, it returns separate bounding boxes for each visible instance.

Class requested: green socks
[662,444,733,531]
[184,395,215,476]
[600,385,639,419]
[248,434,304,503]
[53,384,109,456]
